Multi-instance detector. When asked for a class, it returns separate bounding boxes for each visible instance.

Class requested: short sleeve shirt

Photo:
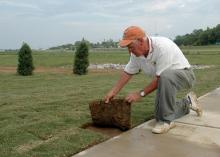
[124,36,191,76]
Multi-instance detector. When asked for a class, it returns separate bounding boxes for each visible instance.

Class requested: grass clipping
[89,99,131,131]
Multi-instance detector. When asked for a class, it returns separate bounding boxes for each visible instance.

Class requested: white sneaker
[187,92,203,116]
[152,121,176,134]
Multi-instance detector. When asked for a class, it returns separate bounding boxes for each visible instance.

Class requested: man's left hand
[125,92,141,103]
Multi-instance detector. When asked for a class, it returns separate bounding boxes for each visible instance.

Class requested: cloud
[0,0,220,49]
[0,0,40,10]
[150,0,177,11]
[94,0,134,8]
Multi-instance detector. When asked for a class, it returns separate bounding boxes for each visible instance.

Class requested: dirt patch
[0,66,72,74]
[89,99,131,131]
[81,123,122,137]
[35,67,71,74]
[1,64,213,74]
[0,67,16,73]
[0,66,119,74]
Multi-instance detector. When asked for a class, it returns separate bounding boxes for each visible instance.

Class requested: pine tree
[17,43,34,76]
[73,40,89,75]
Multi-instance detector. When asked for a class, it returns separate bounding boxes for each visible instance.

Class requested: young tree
[73,40,89,75]
[17,43,34,76]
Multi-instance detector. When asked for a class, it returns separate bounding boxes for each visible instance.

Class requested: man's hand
[104,90,116,103]
[104,71,132,104]
[125,92,141,103]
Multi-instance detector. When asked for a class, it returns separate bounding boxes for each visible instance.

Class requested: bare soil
[81,123,122,137]
[0,66,71,74]
[0,66,118,74]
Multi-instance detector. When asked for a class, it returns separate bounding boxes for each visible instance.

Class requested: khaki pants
[155,68,196,123]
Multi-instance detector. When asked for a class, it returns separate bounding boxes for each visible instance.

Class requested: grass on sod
[0,46,220,157]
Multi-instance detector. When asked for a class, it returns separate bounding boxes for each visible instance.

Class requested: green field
[0,46,220,157]
[1,46,220,67]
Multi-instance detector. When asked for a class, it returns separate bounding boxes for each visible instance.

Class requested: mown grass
[0,46,220,157]
[1,45,220,67]
[0,51,130,67]
[0,71,155,157]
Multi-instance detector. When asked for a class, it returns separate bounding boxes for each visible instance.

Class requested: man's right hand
[104,90,116,103]
[104,71,132,104]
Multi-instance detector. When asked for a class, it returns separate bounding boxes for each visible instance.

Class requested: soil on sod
[89,99,131,131]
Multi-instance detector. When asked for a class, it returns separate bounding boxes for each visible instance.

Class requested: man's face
[127,39,147,57]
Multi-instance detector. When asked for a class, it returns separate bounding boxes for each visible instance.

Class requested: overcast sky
[0,0,220,49]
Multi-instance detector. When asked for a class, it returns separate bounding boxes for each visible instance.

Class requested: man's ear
[138,38,144,45]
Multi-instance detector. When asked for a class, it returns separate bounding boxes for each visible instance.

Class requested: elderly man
[104,26,202,134]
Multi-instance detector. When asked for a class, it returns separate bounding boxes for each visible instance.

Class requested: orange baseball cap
[119,26,146,47]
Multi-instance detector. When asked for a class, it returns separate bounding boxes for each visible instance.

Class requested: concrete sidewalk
[73,88,220,157]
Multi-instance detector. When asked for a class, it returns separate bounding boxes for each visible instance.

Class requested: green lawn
[1,46,220,67]
[0,51,130,67]
[0,46,220,157]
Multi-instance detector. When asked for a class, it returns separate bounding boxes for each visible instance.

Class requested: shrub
[17,43,34,76]
[73,40,89,75]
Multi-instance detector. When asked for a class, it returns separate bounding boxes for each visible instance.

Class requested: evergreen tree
[73,40,89,75]
[17,43,34,76]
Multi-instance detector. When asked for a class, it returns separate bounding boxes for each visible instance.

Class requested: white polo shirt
[124,36,191,76]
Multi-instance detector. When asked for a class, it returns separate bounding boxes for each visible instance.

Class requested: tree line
[46,24,220,51]
[174,24,220,46]
[49,39,119,51]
